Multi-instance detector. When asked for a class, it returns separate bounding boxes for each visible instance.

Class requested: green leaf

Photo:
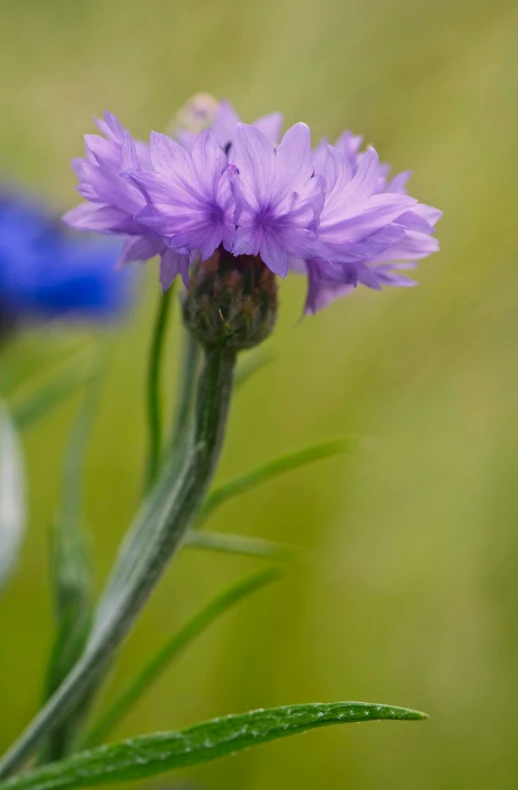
[195,436,355,528]
[84,566,281,747]
[12,364,97,432]
[234,349,274,389]
[185,530,300,562]
[0,403,25,593]
[0,340,90,399]
[145,284,175,490]
[40,371,103,761]
[0,702,426,790]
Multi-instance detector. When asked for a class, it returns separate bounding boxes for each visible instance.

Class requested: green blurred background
[2,0,518,787]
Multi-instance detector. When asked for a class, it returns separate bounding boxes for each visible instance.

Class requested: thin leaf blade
[185,530,300,562]
[12,365,97,432]
[40,370,103,761]
[84,566,281,747]
[0,702,427,790]
[196,436,355,528]
[234,349,274,389]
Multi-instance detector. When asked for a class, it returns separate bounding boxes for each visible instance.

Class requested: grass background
[1,0,518,787]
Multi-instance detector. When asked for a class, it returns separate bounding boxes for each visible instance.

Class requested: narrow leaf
[145,283,175,490]
[84,566,281,747]
[234,349,274,389]
[195,437,355,528]
[0,403,25,593]
[12,365,97,432]
[185,530,300,562]
[0,702,427,790]
[40,369,103,761]
[0,341,91,399]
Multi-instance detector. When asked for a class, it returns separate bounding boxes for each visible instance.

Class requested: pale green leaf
[185,530,300,562]
[12,366,97,432]
[234,349,274,389]
[0,702,427,790]
[195,436,355,528]
[40,372,103,761]
[84,566,281,747]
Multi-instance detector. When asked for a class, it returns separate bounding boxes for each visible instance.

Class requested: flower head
[0,190,132,326]
[64,101,441,321]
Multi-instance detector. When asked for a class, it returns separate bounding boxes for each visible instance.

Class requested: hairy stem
[0,343,236,778]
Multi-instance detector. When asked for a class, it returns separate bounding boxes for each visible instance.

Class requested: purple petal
[160,248,190,290]
[259,232,289,278]
[127,170,192,208]
[95,111,125,143]
[386,170,412,194]
[191,129,227,200]
[320,193,416,246]
[84,134,120,169]
[341,147,381,202]
[413,203,442,226]
[79,162,143,214]
[120,132,140,172]
[117,235,163,268]
[62,202,135,234]
[320,145,353,199]
[149,131,196,190]
[304,261,355,314]
[395,209,435,233]
[324,225,405,264]
[312,138,330,177]
[334,130,364,167]
[232,124,275,209]
[212,100,241,148]
[253,112,283,146]
[372,229,440,262]
[273,123,313,201]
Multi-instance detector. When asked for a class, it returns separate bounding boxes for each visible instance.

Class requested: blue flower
[0,190,133,324]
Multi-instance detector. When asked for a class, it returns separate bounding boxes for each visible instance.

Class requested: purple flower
[128,129,236,261]
[230,123,322,277]
[64,103,441,315]
[299,133,441,313]
[63,111,188,291]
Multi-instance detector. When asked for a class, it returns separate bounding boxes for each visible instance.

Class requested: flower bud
[167,93,220,140]
[182,248,278,350]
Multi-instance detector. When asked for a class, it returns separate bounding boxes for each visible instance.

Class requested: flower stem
[0,342,236,779]
[145,285,174,489]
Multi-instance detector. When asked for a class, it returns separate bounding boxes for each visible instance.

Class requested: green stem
[145,285,174,489]
[0,343,236,779]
